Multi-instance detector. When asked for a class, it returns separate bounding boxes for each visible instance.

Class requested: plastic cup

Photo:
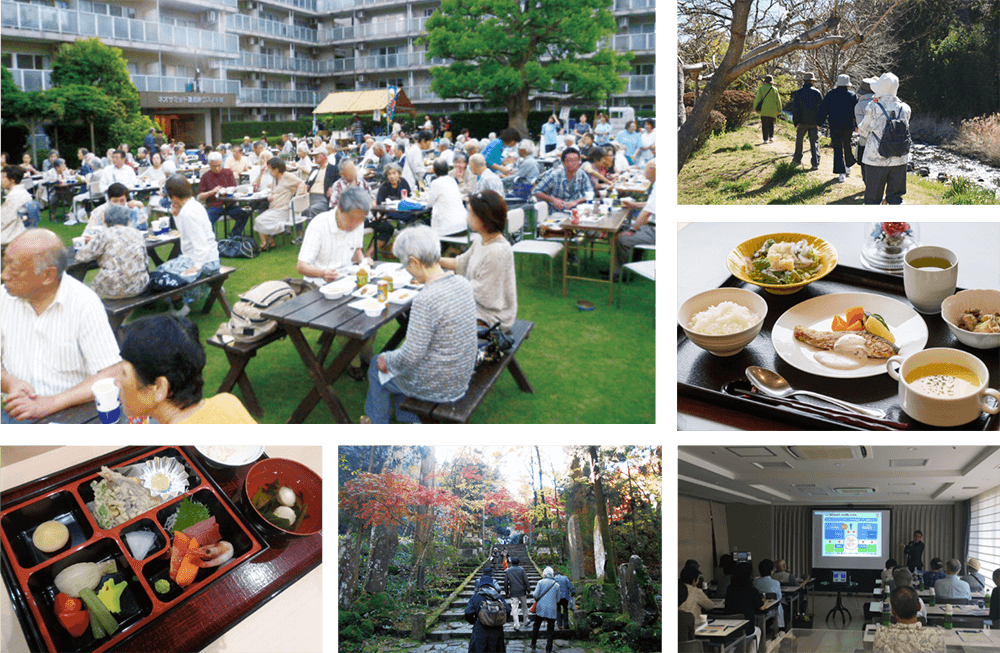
[72,237,86,249]
[91,378,121,424]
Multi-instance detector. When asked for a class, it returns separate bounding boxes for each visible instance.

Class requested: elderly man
[143,127,157,152]
[225,145,251,176]
[197,152,248,237]
[436,138,455,167]
[872,586,944,653]
[328,159,372,209]
[511,140,540,182]
[241,135,253,154]
[297,185,370,287]
[934,559,972,601]
[613,158,655,279]
[961,558,987,593]
[1,230,123,422]
[249,141,268,167]
[99,150,137,194]
[469,154,504,195]
[281,133,295,156]
[297,186,374,380]
[533,147,593,216]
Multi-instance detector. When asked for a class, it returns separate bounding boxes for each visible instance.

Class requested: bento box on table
[1,446,267,653]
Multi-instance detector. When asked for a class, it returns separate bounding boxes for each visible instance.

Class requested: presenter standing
[901,530,924,571]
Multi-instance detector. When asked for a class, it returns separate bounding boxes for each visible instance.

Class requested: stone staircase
[426,542,573,641]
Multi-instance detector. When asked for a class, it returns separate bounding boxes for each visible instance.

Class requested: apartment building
[2,0,654,144]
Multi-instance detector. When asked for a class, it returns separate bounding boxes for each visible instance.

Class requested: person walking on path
[858,72,912,205]
[464,584,511,653]
[752,75,783,144]
[553,567,575,630]
[475,567,502,593]
[854,77,877,184]
[791,72,823,169]
[505,556,530,630]
[531,567,560,653]
[817,74,859,183]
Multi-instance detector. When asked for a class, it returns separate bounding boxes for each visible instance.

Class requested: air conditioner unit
[207,10,218,23]
[786,446,870,461]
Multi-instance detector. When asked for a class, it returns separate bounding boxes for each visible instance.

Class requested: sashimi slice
[169,531,190,580]
[182,516,220,547]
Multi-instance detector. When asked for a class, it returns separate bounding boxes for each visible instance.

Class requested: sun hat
[967,557,981,571]
[802,72,816,82]
[311,147,327,157]
[836,74,852,87]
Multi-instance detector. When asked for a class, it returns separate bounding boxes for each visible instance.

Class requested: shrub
[952,113,1000,166]
[684,90,754,131]
[943,176,1000,205]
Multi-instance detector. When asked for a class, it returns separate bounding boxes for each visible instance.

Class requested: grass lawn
[36,214,655,424]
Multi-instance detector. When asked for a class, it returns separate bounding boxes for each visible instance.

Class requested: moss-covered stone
[581,580,623,613]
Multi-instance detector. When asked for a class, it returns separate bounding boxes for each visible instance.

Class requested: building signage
[140,92,237,109]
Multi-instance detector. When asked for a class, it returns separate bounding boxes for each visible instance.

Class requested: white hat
[836,74,852,87]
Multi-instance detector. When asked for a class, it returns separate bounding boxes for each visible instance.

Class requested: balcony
[613,0,654,13]
[623,74,654,94]
[614,32,654,53]
[318,0,413,14]
[316,50,446,74]
[230,52,320,74]
[132,75,241,95]
[257,0,319,12]
[238,87,319,105]
[319,16,426,43]
[226,13,317,42]
[6,67,54,92]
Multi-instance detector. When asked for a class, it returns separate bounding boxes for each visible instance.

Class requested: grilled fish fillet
[793,326,898,358]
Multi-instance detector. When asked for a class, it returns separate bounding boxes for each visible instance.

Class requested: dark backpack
[872,102,911,158]
[476,586,507,627]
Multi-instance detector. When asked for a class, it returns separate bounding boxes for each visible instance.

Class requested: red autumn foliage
[340,472,465,534]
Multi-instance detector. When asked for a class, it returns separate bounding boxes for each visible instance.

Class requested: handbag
[530,579,557,614]
[218,235,259,259]
[756,86,773,112]
[476,321,515,368]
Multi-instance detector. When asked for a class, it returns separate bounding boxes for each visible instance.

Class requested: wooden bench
[205,327,286,418]
[399,319,535,423]
[103,266,236,341]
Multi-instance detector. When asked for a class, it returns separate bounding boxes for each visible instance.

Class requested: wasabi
[154,579,171,595]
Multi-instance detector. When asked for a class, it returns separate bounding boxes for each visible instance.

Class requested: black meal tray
[678,265,1000,431]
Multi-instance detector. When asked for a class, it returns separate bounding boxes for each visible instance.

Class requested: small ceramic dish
[941,289,1000,349]
[678,288,768,357]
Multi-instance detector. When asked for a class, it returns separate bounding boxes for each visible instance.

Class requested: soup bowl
[886,348,1000,426]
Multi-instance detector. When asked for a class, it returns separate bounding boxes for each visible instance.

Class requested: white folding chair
[285,193,310,244]
[509,208,563,288]
[616,259,654,308]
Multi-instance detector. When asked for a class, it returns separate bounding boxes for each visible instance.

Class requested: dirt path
[753,121,943,204]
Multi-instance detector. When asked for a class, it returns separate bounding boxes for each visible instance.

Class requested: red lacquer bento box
[1,447,267,653]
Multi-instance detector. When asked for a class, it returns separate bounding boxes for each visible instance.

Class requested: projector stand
[825,587,853,625]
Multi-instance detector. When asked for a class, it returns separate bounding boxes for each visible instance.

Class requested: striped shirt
[1,275,122,397]
[534,165,593,203]
[385,273,477,402]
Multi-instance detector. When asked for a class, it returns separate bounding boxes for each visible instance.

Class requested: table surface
[863,623,1000,647]
[695,618,749,638]
[868,601,991,616]
[264,287,412,341]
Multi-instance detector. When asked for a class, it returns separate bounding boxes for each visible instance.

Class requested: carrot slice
[845,306,865,325]
[844,320,865,331]
[832,315,850,331]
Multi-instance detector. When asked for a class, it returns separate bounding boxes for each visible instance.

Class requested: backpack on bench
[214,280,295,344]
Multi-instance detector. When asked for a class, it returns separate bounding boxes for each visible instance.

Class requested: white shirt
[1,275,122,398]
[437,149,455,167]
[174,198,219,270]
[425,175,467,236]
[402,143,426,188]
[99,163,137,193]
[644,182,656,225]
[474,168,504,195]
[298,209,364,286]
[139,166,166,185]
[2,183,31,245]
[161,160,177,176]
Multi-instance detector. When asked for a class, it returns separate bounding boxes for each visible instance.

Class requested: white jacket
[858,73,911,168]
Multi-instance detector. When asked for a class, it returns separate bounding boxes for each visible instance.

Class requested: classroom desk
[709,597,781,653]
[862,623,1000,650]
[695,618,750,652]
[760,625,1000,653]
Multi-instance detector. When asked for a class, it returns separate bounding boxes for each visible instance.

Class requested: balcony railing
[231,52,320,74]
[257,0,318,12]
[319,0,411,12]
[6,67,55,92]
[624,74,654,93]
[226,13,317,42]
[132,75,241,95]
[613,0,654,11]
[316,50,447,74]
[238,88,319,105]
[614,32,655,52]
[319,16,426,42]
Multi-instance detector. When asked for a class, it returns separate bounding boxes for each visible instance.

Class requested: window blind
[969,485,1000,591]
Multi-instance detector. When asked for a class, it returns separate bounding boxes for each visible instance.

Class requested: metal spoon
[745,366,887,419]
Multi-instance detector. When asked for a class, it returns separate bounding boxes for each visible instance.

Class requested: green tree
[1,79,64,166]
[44,85,125,153]
[420,0,632,135]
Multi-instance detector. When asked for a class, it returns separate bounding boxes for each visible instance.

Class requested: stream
[907,141,1000,197]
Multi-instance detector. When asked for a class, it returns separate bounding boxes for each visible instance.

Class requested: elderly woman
[118,315,256,423]
[452,152,477,196]
[441,190,517,332]
[582,146,615,190]
[73,204,149,299]
[366,225,477,423]
[425,159,466,237]
[371,162,412,253]
[511,140,540,183]
[532,567,560,653]
[253,157,306,251]
[295,141,314,180]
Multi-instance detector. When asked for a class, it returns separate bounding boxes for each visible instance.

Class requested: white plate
[387,288,418,304]
[351,284,378,299]
[772,292,929,378]
[373,262,402,277]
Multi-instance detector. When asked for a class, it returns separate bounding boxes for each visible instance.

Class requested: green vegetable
[265,512,293,530]
[172,498,210,533]
[97,578,128,614]
[154,579,171,595]
[88,607,105,640]
[79,588,118,635]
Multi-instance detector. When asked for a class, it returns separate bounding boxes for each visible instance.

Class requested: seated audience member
[961,558,986,593]
[41,149,59,173]
[329,159,372,210]
[424,160,467,237]
[892,567,927,621]
[613,159,655,279]
[725,562,764,647]
[923,558,946,588]
[297,186,369,288]
[99,150,138,194]
[511,140,540,183]
[582,147,615,191]
[578,132,597,159]
[441,190,517,333]
[366,225,477,423]
[197,152,249,237]
[679,565,714,621]
[37,158,74,207]
[470,153,504,195]
[303,148,339,218]
[294,141,314,180]
[84,183,148,233]
[1,230,122,422]
[882,559,899,587]
[73,204,149,299]
[716,554,736,598]
[225,145,251,176]
[371,142,395,176]
[482,128,521,175]
[297,186,373,379]
[772,559,799,586]
[872,586,944,653]
[139,151,168,186]
[752,559,785,630]
[20,152,39,175]
[452,152,477,196]
[253,157,306,252]
[678,583,696,642]
[934,559,971,600]
[991,569,1000,624]
[118,315,256,423]
[164,174,220,278]
[241,136,253,154]
[2,165,30,246]
[556,134,577,154]
[249,141,268,167]
[436,138,455,167]
[371,163,412,254]
[533,148,593,216]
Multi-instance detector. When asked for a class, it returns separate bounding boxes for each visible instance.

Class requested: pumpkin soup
[904,363,981,398]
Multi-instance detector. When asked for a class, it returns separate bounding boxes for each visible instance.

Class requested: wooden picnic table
[261,289,413,423]
[32,401,100,424]
[65,232,181,280]
[559,207,627,306]
[42,179,86,222]
[368,204,432,260]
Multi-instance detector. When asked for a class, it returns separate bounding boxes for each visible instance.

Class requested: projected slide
[820,512,882,557]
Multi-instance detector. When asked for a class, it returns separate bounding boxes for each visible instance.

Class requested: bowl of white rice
[194,445,265,468]
[678,288,768,356]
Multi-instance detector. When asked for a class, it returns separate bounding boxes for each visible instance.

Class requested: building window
[424,8,435,17]
[1,53,12,69]
[632,63,653,76]
[15,54,46,70]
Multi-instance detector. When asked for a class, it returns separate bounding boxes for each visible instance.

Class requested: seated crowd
[1,117,653,423]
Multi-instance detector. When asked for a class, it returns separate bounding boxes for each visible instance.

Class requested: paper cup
[72,237,86,249]
[91,378,121,424]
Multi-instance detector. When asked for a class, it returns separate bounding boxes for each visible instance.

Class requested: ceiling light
[889,459,928,468]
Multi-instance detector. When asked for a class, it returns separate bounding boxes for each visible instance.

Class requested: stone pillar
[364,523,398,594]
[411,612,425,641]
[594,516,606,581]
[568,514,584,581]
[618,555,645,624]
